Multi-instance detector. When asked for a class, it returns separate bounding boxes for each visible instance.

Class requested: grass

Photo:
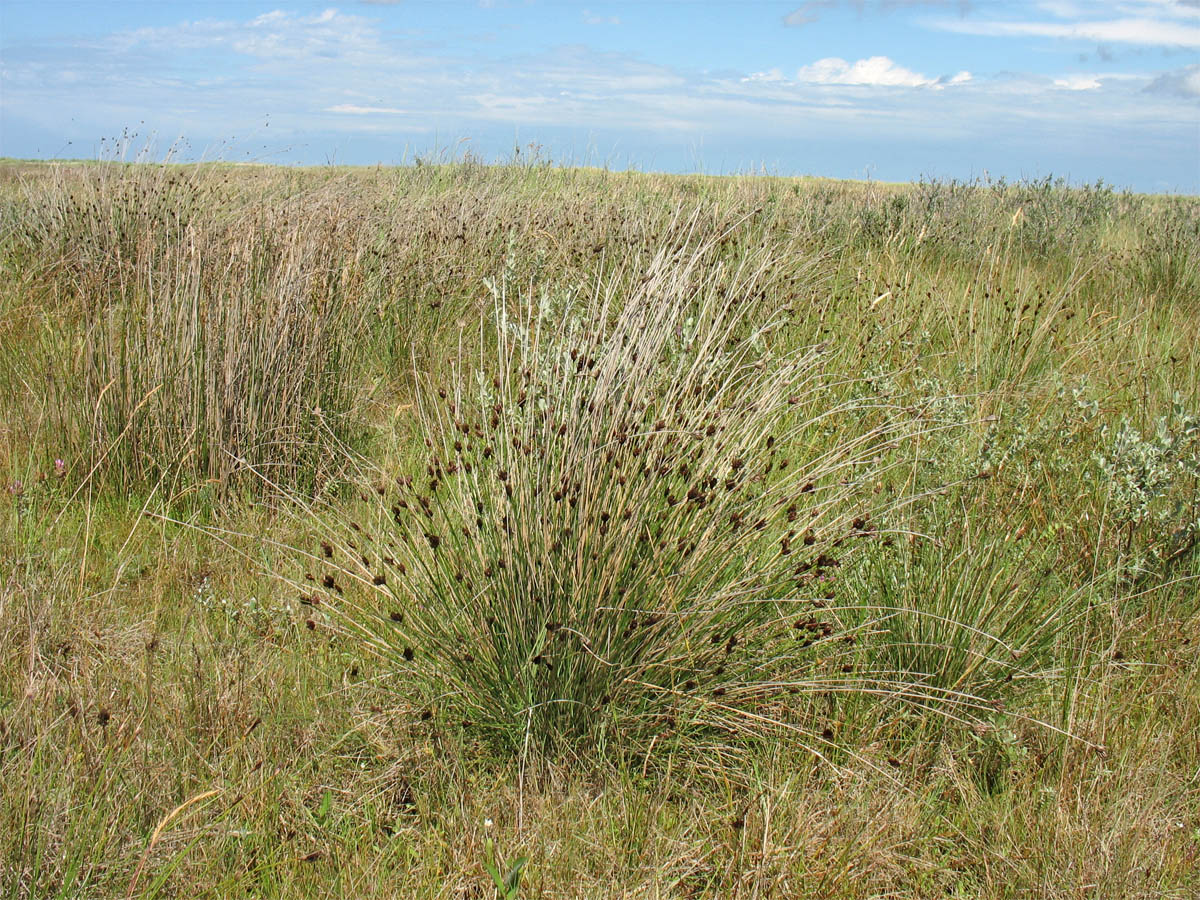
[1,158,1198,898]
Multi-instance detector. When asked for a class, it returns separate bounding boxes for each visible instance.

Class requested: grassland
[1,158,1197,899]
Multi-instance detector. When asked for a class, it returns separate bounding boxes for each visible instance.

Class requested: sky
[1,0,1198,192]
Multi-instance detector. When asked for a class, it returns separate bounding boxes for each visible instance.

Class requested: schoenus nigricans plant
[302,217,930,764]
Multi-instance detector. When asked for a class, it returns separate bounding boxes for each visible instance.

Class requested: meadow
[1,157,1197,898]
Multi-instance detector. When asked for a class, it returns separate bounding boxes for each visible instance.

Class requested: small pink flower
[7,480,22,496]
[54,459,66,477]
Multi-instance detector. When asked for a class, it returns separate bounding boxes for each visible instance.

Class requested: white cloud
[798,56,932,86]
[325,104,407,114]
[781,56,970,88]
[1053,74,1102,89]
[744,67,787,83]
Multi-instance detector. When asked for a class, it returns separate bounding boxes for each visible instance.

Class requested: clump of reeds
[13,162,367,496]
[309,224,918,759]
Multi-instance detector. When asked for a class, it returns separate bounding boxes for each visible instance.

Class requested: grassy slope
[1,161,1197,899]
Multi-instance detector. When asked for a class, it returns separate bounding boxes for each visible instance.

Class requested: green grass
[1,159,1198,898]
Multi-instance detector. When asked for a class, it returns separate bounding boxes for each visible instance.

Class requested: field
[1,159,1197,898]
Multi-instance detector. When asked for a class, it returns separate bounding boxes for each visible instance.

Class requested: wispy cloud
[783,1,837,26]
[583,10,621,26]
[785,0,973,26]
[931,1,1200,47]
[938,16,1200,46]
[1146,63,1200,96]
[119,8,387,61]
[325,104,407,114]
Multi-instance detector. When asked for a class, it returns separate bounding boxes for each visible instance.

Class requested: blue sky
[1,1,1198,192]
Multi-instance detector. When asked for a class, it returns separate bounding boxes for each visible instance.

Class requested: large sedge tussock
[300,225,1037,760]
